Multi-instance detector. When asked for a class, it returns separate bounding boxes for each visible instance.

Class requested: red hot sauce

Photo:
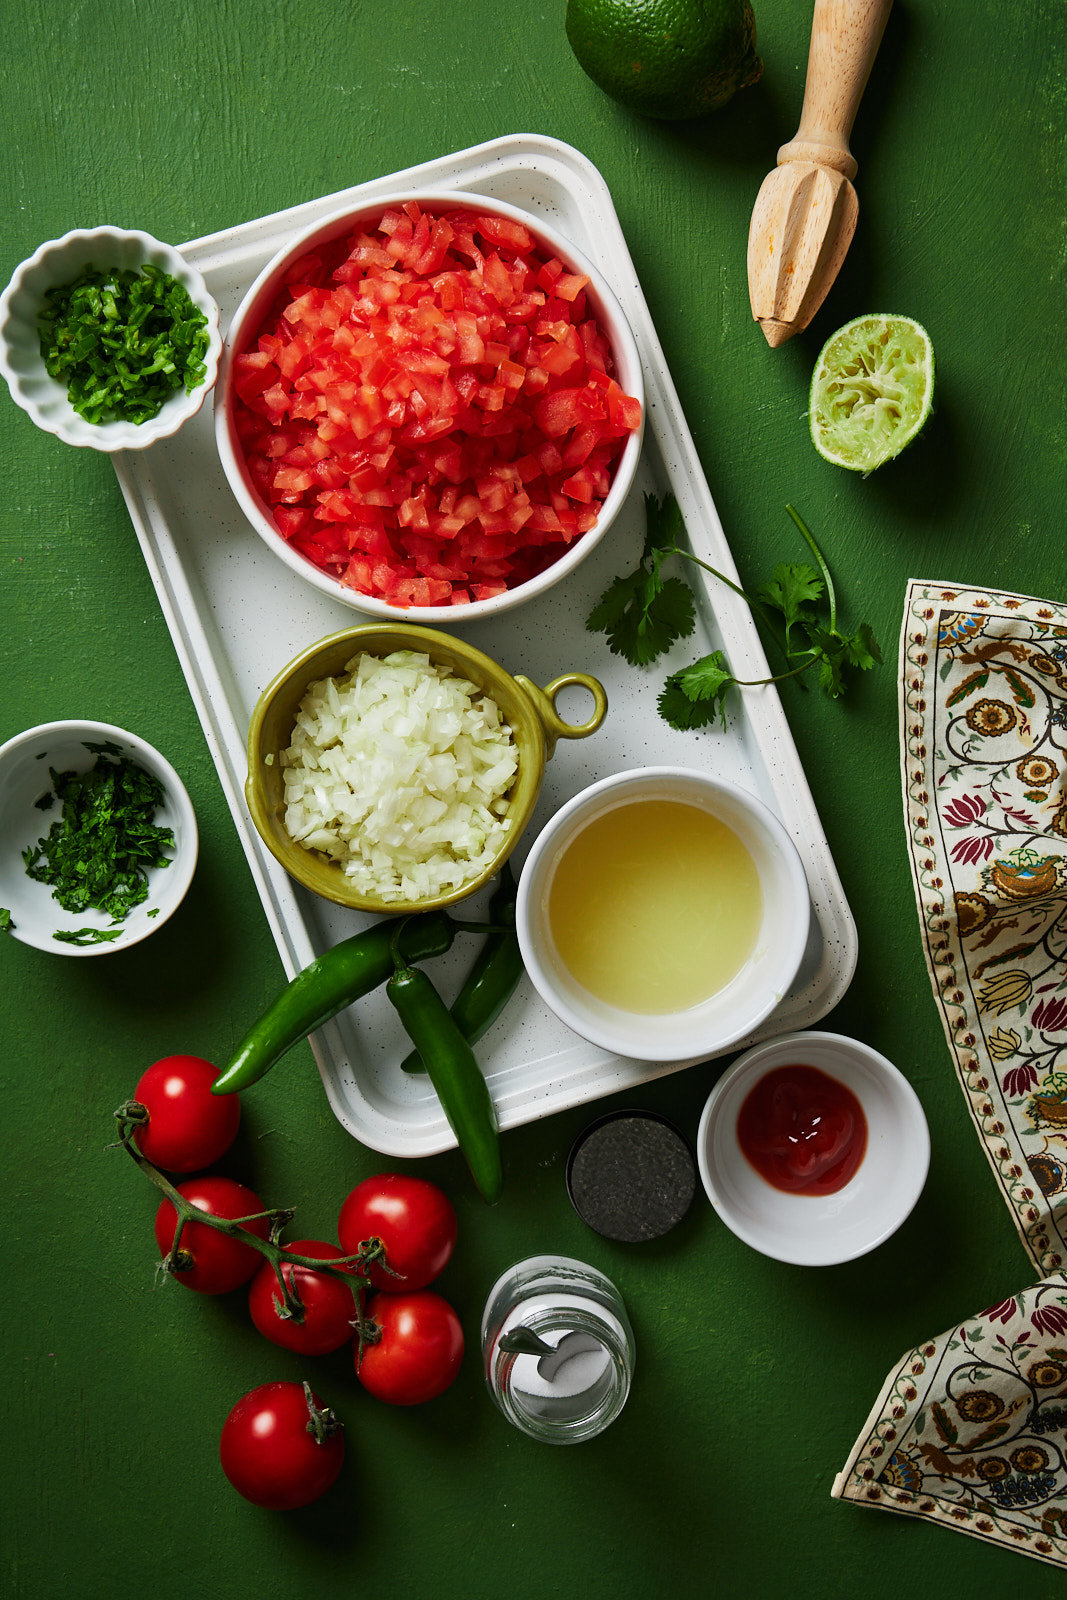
[736,1064,868,1195]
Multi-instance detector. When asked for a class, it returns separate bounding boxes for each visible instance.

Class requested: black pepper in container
[566,1110,697,1242]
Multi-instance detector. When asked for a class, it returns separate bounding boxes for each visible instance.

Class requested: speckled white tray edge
[112,133,857,1157]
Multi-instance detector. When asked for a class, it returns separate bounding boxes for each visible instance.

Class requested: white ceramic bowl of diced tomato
[214,191,645,621]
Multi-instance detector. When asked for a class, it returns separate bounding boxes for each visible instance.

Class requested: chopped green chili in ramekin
[38,263,210,424]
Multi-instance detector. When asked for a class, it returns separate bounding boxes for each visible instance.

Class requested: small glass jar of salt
[481,1255,635,1444]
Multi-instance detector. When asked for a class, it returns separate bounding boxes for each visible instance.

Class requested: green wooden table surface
[2,2,1064,1595]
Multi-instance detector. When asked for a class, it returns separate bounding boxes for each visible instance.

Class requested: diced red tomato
[232,203,641,607]
[554,272,591,303]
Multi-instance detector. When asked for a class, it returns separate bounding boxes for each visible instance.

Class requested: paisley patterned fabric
[900,580,1067,1272]
[833,1276,1067,1567]
[835,583,1067,1568]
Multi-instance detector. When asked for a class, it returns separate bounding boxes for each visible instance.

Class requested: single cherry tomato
[338,1173,457,1292]
[154,1175,269,1294]
[248,1239,358,1356]
[356,1289,464,1406]
[220,1381,345,1510]
[131,1054,241,1173]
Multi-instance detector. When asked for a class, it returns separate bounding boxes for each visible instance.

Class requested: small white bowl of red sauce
[696,1030,930,1266]
[214,190,644,621]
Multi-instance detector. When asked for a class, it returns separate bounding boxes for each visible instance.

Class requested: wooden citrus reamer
[747,0,894,348]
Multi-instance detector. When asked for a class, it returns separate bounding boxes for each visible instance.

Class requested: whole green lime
[566,0,762,120]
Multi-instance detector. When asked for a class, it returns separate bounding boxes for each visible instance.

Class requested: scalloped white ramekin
[0,226,221,451]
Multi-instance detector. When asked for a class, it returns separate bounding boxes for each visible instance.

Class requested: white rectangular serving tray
[113,133,857,1157]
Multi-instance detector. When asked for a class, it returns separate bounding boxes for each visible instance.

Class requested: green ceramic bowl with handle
[245,622,608,915]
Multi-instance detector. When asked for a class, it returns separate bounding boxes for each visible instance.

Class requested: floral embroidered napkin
[832,1275,1067,1567]
[899,580,1067,1274]
[833,582,1067,1567]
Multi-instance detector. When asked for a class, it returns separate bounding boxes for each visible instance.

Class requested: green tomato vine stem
[112,1103,387,1352]
[301,1380,342,1443]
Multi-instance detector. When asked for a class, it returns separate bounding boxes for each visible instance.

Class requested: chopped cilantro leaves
[54,926,124,946]
[23,749,174,934]
[38,263,209,425]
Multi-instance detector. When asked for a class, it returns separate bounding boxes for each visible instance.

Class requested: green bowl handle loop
[514,672,608,759]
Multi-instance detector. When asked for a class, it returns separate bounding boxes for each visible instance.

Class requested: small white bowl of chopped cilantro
[0,226,222,451]
[0,720,198,955]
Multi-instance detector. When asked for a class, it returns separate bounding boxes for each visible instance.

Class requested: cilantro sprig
[38,262,210,425]
[586,496,880,729]
[23,745,175,943]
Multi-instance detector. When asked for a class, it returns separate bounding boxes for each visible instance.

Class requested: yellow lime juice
[546,797,762,1014]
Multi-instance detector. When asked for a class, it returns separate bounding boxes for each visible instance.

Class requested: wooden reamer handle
[777,0,894,180]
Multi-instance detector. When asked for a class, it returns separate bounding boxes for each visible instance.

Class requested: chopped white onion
[281,649,518,901]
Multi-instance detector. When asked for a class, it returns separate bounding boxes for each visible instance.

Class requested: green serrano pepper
[212,910,457,1095]
[402,864,522,1073]
[387,946,503,1206]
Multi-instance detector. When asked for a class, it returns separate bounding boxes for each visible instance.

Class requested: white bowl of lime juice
[516,766,810,1063]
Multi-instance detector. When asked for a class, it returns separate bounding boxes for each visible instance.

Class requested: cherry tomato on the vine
[220,1381,345,1510]
[248,1239,358,1356]
[154,1175,269,1294]
[338,1173,457,1292]
[356,1289,464,1406]
[131,1054,241,1173]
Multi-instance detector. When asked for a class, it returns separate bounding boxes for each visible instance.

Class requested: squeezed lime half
[809,314,935,473]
